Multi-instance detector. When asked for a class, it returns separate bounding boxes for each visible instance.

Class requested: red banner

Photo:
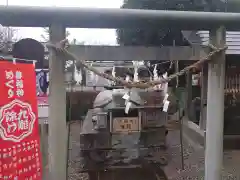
[0,61,42,179]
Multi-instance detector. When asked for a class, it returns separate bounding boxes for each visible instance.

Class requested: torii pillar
[205,26,226,180]
[48,23,68,180]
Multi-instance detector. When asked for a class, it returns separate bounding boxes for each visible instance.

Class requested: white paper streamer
[109,66,116,86]
[125,101,132,114]
[163,100,170,112]
[122,91,131,114]
[89,62,95,82]
[112,66,116,77]
[74,65,82,85]
[163,72,168,94]
[163,93,169,103]
[153,64,158,81]
[125,75,130,82]
[133,67,139,82]
[153,64,159,90]
[132,61,139,82]
[107,79,112,86]
[122,93,130,101]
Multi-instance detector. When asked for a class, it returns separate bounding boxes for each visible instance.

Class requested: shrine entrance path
[66,121,240,180]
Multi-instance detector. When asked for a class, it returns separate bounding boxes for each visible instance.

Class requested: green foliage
[116,0,233,46]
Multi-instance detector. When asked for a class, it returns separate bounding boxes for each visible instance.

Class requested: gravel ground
[67,121,240,180]
[165,130,240,180]
[67,121,88,180]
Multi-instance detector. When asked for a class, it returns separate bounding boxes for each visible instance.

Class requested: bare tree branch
[0,24,19,53]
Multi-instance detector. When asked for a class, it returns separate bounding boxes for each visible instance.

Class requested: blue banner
[35,69,49,96]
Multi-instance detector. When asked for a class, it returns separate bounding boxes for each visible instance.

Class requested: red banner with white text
[0,61,42,180]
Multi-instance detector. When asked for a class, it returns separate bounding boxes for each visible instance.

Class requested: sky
[0,0,123,45]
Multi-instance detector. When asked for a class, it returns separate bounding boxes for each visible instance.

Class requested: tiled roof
[197,31,240,55]
[182,30,240,55]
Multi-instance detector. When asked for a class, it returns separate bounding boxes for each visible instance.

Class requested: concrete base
[183,120,205,148]
[183,118,240,150]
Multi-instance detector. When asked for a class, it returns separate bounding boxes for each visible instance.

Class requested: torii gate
[0,5,233,180]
